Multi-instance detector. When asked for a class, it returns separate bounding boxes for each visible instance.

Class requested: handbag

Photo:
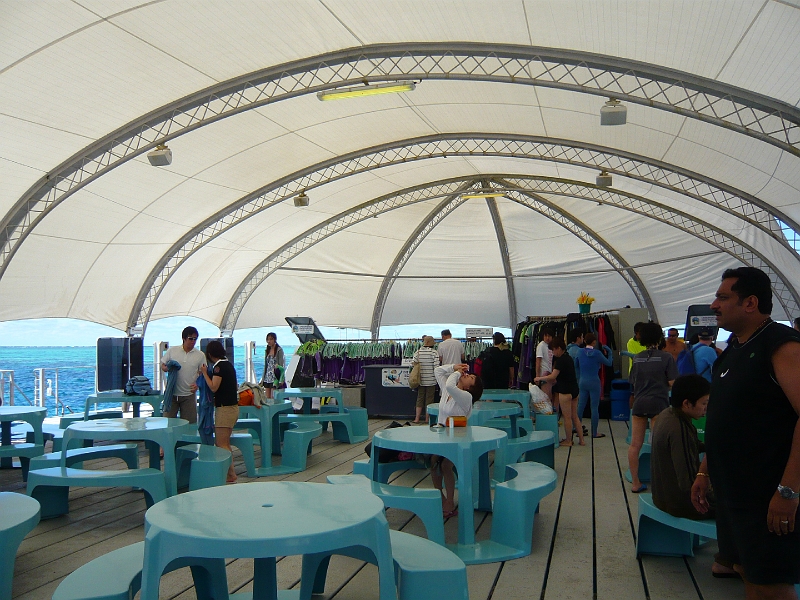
[408,362,421,389]
[529,382,553,415]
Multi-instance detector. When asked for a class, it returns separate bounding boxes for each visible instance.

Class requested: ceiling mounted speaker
[596,171,613,187]
[294,191,309,207]
[147,144,172,166]
[600,98,627,126]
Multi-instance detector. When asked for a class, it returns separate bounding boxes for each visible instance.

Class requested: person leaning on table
[200,340,239,484]
[431,363,483,518]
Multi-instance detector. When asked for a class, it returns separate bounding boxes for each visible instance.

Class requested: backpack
[124,375,154,396]
[474,348,493,377]
[675,345,697,376]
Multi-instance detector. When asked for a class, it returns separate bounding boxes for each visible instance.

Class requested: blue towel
[196,373,215,445]
[160,359,182,414]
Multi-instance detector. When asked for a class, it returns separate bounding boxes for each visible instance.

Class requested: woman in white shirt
[431,363,483,517]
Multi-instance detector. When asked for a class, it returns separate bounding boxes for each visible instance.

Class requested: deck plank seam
[539,441,573,600]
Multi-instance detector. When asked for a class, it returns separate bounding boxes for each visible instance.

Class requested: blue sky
[0,317,512,347]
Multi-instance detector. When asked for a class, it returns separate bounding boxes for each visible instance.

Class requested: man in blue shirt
[692,330,717,383]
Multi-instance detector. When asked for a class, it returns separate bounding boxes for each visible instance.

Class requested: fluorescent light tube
[317,81,416,101]
[461,193,505,199]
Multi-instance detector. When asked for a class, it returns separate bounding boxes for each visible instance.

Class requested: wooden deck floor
[2,417,746,600]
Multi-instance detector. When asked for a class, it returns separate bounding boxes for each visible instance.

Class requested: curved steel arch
[4,43,800,288]
[492,176,800,319]
[127,134,798,334]
[485,194,518,330]
[367,183,657,338]
[223,174,798,333]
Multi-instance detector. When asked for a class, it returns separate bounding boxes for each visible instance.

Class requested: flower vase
[579,303,592,314]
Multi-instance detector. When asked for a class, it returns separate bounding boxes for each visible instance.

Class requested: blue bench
[300,529,468,600]
[27,467,167,519]
[279,406,368,445]
[493,430,555,477]
[254,421,322,476]
[0,442,43,482]
[534,413,559,447]
[52,541,228,600]
[636,493,716,557]
[328,474,445,545]
[181,432,255,477]
[352,457,426,484]
[450,462,557,565]
[25,443,140,478]
[175,444,232,491]
[1,492,40,600]
[624,442,651,483]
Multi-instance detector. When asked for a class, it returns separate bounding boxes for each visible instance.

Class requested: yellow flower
[576,292,596,305]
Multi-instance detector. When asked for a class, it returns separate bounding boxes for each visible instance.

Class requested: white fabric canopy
[1,1,799,336]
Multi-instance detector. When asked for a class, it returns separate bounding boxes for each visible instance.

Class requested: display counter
[364,365,416,419]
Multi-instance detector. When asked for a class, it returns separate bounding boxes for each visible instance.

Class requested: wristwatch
[777,484,800,500]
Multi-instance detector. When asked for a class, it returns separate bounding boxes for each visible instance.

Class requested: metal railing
[0,370,34,406]
[31,367,93,415]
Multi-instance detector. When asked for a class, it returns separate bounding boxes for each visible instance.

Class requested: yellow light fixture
[461,192,505,199]
[317,81,416,101]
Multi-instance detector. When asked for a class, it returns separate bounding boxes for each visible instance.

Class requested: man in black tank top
[691,267,800,596]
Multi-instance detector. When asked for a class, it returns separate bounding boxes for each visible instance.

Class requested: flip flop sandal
[593,433,606,438]
[442,509,459,518]
[631,485,648,493]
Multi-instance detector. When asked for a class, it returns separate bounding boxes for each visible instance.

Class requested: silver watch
[777,484,800,500]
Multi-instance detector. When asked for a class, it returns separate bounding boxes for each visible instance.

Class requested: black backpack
[124,375,154,396]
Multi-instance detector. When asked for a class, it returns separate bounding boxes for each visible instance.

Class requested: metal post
[153,342,169,391]
[244,341,257,383]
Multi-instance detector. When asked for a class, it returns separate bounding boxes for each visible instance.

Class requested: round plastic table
[370,425,506,546]
[479,389,532,419]
[1,492,40,600]
[426,401,520,435]
[141,481,395,600]
[61,417,189,496]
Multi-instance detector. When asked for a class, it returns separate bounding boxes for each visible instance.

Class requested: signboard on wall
[381,367,410,387]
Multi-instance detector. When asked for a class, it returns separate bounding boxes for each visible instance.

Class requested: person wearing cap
[411,336,439,423]
[437,329,465,365]
[692,330,717,383]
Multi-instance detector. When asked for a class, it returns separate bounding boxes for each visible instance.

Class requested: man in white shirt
[160,326,207,423]
[437,329,465,365]
[536,327,556,410]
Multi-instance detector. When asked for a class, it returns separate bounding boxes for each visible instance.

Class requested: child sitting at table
[431,363,483,518]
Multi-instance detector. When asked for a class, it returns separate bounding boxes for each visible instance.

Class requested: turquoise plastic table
[479,389,532,420]
[1,492,40,600]
[275,388,344,413]
[61,418,190,496]
[86,392,163,418]
[426,402,520,437]
[141,481,395,600]
[371,425,506,546]
[237,401,293,460]
[0,406,46,469]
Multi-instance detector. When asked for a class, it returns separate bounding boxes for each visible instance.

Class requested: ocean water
[0,345,297,417]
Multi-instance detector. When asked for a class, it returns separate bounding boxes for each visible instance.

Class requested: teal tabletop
[0,491,41,600]
[479,389,532,419]
[275,387,344,413]
[62,417,189,496]
[0,406,46,468]
[141,481,395,600]
[371,425,506,546]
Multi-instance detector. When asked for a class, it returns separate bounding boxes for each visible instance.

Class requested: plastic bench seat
[232,418,261,445]
[1,492,40,600]
[533,413,559,447]
[52,541,228,600]
[25,443,139,479]
[328,474,445,545]
[182,432,255,477]
[0,443,44,481]
[301,529,468,600]
[279,407,368,445]
[352,458,426,484]
[175,444,231,491]
[254,421,322,476]
[450,462,557,565]
[26,467,167,519]
[493,430,556,477]
[636,493,716,557]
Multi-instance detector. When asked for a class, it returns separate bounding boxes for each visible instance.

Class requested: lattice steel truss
[486,194,518,329]
[4,43,800,305]
[219,180,477,332]
[127,135,798,333]
[494,177,800,318]
[222,174,799,333]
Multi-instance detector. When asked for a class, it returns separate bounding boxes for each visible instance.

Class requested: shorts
[716,500,800,585]
[214,404,239,429]
[163,395,197,423]
[262,382,274,389]
[632,412,659,419]
[416,385,436,408]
